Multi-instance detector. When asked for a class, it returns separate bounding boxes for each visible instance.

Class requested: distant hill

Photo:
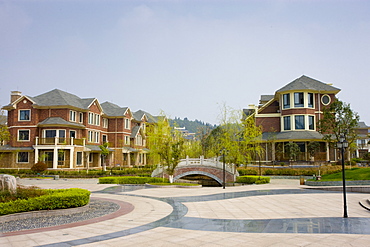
[170,117,216,137]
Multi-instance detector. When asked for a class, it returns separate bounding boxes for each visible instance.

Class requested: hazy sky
[1,0,370,125]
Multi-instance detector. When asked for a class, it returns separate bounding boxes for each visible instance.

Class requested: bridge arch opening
[174,171,222,187]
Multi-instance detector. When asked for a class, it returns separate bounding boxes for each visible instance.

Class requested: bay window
[283,116,291,130]
[295,115,305,129]
[294,92,304,107]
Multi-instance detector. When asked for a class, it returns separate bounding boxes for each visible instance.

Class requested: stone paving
[1,178,370,246]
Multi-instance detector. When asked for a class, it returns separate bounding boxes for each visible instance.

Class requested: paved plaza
[1,178,370,246]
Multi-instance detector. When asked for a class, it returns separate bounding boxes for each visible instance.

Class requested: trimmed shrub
[0,188,90,215]
[99,176,168,184]
[236,176,270,184]
[237,168,258,176]
[31,162,48,173]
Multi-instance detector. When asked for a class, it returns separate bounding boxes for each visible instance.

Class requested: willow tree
[217,104,244,164]
[147,114,185,182]
[240,115,263,169]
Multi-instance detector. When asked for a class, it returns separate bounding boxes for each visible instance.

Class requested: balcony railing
[35,137,85,146]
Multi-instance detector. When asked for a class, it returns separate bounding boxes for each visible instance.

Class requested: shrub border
[0,188,90,216]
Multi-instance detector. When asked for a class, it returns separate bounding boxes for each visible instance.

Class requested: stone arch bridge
[151,156,239,186]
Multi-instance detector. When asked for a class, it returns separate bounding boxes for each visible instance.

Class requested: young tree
[307,141,320,160]
[240,115,263,167]
[285,142,301,161]
[318,99,360,161]
[99,142,110,171]
[216,104,244,164]
[0,110,10,146]
[318,99,360,145]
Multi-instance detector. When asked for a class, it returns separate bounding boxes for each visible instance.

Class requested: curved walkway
[1,179,370,246]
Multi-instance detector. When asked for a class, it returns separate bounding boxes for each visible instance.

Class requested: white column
[326,142,330,161]
[69,147,74,168]
[53,148,58,169]
[127,153,131,167]
[34,147,39,163]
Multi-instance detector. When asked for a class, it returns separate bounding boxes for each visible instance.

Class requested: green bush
[237,168,258,176]
[31,162,48,173]
[236,176,270,184]
[99,176,168,184]
[0,188,90,216]
[0,186,47,203]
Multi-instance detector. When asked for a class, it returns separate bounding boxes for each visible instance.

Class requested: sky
[1,0,370,125]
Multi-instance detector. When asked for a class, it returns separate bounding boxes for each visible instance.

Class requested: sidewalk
[1,178,370,246]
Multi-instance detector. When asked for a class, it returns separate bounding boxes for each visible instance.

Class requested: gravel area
[0,199,120,233]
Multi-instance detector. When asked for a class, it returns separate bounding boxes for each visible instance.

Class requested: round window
[321,95,331,105]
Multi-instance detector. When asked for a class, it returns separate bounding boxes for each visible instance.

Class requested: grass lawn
[317,167,370,181]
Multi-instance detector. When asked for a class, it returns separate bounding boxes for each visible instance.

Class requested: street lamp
[222,149,227,189]
[337,134,349,218]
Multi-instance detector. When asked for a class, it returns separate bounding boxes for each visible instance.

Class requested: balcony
[35,137,86,146]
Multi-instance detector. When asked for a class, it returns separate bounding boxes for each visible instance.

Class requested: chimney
[10,91,22,103]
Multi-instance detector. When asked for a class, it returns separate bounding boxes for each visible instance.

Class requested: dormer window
[19,109,30,121]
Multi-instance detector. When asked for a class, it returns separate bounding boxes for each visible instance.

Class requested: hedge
[0,188,90,216]
[99,176,169,184]
[236,176,270,184]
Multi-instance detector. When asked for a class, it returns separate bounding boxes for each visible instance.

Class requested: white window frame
[76,152,83,166]
[103,118,108,128]
[294,115,305,130]
[17,152,29,163]
[125,118,130,129]
[19,109,31,121]
[308,115,315,130]
[79,112,83,123]
[102,134,107,143]
[18,129,30,141]
[70,110,77,122]
[95,114,100,126]
[283,116,291,131]
[124,136,130,145]
[95,132,99,143]
[321,94,331,106]
[70,130,76,138]
[88,113,94,125]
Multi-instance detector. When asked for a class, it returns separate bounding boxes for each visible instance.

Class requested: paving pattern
[1,178,370,246]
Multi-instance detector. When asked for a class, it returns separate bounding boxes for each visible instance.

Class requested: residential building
[355,121,370,158]
[1,89,156,169]
[244,75,344,163]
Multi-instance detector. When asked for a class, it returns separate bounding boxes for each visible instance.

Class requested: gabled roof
[134,110,158,123]
[133,110,147,122]
[131,126,141,138]
[276,75,340,94]
[101,101,130,117]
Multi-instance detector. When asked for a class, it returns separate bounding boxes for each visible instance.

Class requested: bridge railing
[151,156,237,178]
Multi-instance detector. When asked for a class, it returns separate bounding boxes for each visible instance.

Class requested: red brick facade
[1,90,152,169]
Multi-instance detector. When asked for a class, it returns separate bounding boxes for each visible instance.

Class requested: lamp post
[222,149,226,189]
[337,134,348,218]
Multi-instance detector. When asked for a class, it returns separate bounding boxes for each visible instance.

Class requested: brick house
[1,89,156,169]
[355,121,370,158]
[244,75,344,163]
